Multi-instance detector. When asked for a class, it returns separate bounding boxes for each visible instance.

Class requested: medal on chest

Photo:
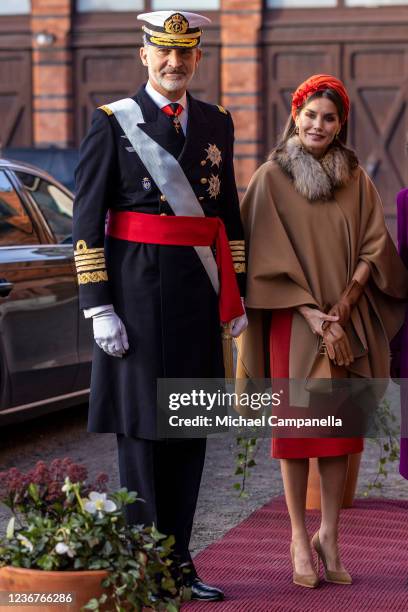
[173,115,181,134]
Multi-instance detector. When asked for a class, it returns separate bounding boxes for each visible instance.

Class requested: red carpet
[185,498,408,612]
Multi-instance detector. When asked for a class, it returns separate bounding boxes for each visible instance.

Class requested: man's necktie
[161,103,185,158]
[162,103,184,134]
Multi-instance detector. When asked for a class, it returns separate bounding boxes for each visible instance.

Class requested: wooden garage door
[0,49,32,147]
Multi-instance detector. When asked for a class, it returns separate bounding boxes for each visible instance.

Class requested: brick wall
[221,0,262,195]
[31,0,73,147]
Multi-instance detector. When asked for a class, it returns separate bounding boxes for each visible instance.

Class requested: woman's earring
[295,126,299,134]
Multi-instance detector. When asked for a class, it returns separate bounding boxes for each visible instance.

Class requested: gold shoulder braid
[98,105,113,116]
[217,105,228,115]
[74,240,108,284]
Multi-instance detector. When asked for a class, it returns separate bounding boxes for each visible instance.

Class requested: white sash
[106,97,219,294]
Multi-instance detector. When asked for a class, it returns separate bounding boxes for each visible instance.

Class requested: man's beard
[157,71,191,92]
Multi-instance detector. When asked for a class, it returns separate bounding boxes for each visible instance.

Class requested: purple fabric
[396,188,408,479]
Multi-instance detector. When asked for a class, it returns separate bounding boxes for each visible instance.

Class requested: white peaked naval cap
[137,10,211,48]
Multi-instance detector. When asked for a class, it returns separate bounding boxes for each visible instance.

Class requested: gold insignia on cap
[208,174,221,199]
[205,144,222,168]
[164,13,189,35]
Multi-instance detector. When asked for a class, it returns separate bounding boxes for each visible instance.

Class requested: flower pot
[306,452,362,510]
[0,566,108,611]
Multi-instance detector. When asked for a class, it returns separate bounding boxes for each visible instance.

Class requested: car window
[16,172,73,244]
[0,170,39,246]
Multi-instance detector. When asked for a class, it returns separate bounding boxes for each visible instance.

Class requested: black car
[0,158,93,424]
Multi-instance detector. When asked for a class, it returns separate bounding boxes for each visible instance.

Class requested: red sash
[107,211,244,324]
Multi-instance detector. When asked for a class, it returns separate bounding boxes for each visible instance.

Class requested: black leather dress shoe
[190,577,225,601]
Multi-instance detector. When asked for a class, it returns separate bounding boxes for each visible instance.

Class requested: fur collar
[272,136,355,201]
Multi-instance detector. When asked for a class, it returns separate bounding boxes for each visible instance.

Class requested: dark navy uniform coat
[73,85,245,440]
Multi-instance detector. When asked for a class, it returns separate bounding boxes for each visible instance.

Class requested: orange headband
[291,74,350,124]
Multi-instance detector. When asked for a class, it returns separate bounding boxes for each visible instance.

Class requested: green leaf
[102,540,113,556]
[6,517,15,540]
[36,554,55,571]
[88,537,100,548]
[162,534,175,549]
[233,483,241,490]
[150,524,166,541]
[83,599,99,610]
[28,483,40,503]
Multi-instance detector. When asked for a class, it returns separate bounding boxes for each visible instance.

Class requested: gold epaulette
[217,105,228,115]
[98,105,113,116]
[229,240,246,274]
[74,240,108,285]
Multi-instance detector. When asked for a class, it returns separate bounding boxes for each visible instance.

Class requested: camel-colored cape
[236,160,408,382]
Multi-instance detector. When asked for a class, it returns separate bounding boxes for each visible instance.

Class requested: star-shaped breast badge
[208,174,221,199]
[205,143,222,168]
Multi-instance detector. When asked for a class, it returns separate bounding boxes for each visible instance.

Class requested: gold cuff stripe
[75,257,106,266]
[76,264,107,272]
[232,256,246,262]
[74,248,104,257]
[78,271,108,285]
[234,263,246,273]
[230,247,245,252]
[74,253,105,260]
[229,240,245,246]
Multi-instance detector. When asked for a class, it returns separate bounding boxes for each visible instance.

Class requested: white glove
[229,298,248,338]
[91,305,129,358]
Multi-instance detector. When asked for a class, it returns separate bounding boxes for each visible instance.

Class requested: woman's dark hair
[269,88,358,167]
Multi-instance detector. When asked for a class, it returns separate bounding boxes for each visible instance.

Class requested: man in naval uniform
[73,10,247,601]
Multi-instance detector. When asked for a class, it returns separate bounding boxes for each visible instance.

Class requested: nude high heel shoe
[290,542,319,588]
[311,532,352,585]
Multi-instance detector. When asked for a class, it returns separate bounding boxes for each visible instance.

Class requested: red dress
[270,309,364,459]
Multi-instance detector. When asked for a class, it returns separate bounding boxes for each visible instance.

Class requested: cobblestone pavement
[0,404,407,555]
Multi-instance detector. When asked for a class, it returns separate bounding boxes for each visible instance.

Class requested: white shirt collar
[145,81,187,111]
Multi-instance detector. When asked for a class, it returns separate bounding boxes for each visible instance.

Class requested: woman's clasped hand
[298,305,353,367]
[322,322,354,367]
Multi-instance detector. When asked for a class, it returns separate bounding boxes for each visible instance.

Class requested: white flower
[17,534,33,552]
[55,542,75,558]
[84,492,117,518]
[61,477,72,493]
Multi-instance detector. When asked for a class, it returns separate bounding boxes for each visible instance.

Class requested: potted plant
[0,458,184,611]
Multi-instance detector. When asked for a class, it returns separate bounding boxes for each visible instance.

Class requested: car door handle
[0,279,14,297]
